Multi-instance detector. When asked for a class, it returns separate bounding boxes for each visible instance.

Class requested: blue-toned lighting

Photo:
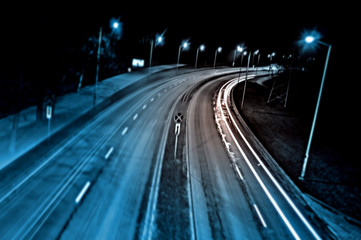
[217,47,222,52]
[237,46,243,52]
[305,36,315,43]
[112,22,119,29]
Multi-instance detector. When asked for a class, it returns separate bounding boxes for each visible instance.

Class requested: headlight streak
[216,77,321,240]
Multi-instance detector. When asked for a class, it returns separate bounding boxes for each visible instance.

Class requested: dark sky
[1,2,355,72]
[3,2,346,50]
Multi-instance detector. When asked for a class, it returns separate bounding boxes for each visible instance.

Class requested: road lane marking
[254,204,267,228]
[122,127,128,136]
[221,79,321,240]
[143,104,147,110]
[151,98,154,102]
[133,113,138,120]
[105,147,114,159]
[75,181,91,204]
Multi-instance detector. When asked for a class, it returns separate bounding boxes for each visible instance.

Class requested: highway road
[0,67,331,239]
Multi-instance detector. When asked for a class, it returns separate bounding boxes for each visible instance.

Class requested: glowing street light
[252,49,259,68]
[195,44,205,68]
[241,51,247,68]
[94,19,122,107]
[254,50,261,75]
[213,47,222,69]
[232,46,243,67]
[305,36,315,43]
[237,50,247,83]
[112,22,119,29]
[177,40,190,69]
[299,35,332,180]
[149,32,165,79]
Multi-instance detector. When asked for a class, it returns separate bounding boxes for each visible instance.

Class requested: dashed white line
[122,127,128,136]
[105,147,114,159]
[254,204,267,228]
[151,98,154,102]
[75,181,91,204]
[143,104,147,110]
[133,113,138,120]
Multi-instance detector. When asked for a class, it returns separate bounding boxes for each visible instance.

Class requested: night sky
[2,2,347,53]
[1,2,356,113]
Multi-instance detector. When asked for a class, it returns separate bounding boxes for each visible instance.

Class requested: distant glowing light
[110,18,123,39]
[217,47,222,52]
[305,36,315,43]
[200,44,205,51]
[112,22,119,29]
[299,29,322,53]
[181,40,190,50]
[237,46,243,52]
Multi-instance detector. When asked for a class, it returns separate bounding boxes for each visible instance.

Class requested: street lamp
[241,51,247,68]
[94,20,121,107]
[237,50,247,83]
[268,52,276,75]
[232,46,243,67]
[254,50,261,75]
[177,40,190,69]
[252,49,259,68]
[213,47,222,69]
[299,35,332,180]
[195,44,205,68]
[149,33,164,79]
[241,51,251,110]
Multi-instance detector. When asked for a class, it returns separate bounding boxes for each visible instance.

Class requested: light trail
[216,77,321,240]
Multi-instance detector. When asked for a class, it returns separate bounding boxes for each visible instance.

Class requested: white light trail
[222,78,321,240]
[217,77,321,240]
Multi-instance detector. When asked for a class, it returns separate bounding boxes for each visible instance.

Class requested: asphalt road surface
[0,68,332,239]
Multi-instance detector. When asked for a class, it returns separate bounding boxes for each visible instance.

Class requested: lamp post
[237,51,247,83]
[255,50,260,75]
[177,41,189,69]
[299,36,332,180]
[149,34,164,80]
[213,47,222,69]
[94,20,120,107]
[241,52,251,110]
[94,27,103,107]
[252,49,259,68]
[232,46,243,67]
[195,44,205,68]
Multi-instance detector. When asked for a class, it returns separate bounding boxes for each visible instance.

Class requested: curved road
[0,68,331,239]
